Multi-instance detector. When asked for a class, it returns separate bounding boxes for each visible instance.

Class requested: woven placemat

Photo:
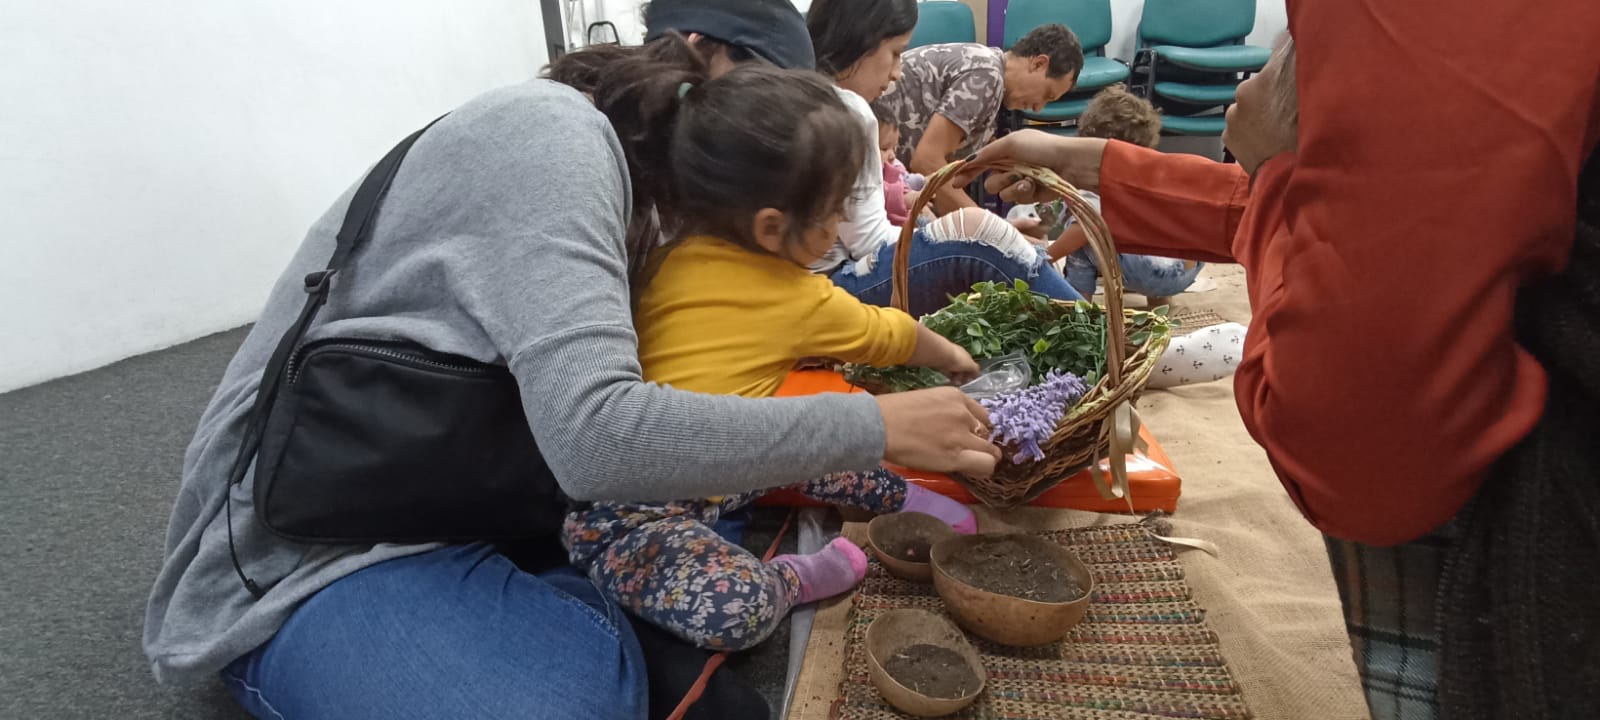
[1168,308,1230,335]
[832,522,1253,719]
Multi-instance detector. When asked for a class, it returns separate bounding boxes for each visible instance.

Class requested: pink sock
[899,485,978,534]
[771,537,869,604]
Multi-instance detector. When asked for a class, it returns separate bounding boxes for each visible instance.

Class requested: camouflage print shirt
[876,43,1006,165]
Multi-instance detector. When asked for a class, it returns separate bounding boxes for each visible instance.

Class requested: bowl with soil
[867,512,960,582]
[930,533,1094,646]
[865,609,986,717]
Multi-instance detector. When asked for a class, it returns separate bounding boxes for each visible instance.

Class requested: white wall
[0,1,548,392]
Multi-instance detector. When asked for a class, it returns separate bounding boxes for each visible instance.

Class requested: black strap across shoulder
[222,118,566,599]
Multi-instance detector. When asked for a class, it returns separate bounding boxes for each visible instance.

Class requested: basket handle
[893,160,1136,502]
[890,160,1128,387]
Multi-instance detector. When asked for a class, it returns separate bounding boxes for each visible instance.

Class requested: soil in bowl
[881,643,981,699]
[943,537,1086,602]
[883,537,934,566]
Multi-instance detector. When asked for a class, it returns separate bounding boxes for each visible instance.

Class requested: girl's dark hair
[544,35,709,279]
[807,0,918,78]
[671,64,867,257]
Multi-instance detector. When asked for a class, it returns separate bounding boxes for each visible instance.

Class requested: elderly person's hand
[951,131,1109,203]
[1223,36,1298,175]
[954,36,1297,194]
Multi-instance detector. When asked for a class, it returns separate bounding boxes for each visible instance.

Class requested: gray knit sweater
[143,80,887,683]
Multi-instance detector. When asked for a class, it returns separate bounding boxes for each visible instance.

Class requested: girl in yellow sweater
[562,64,979,651]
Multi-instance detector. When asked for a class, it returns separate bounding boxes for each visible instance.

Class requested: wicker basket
[889,160,1172,509]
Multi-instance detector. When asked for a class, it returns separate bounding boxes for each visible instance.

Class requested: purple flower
[978,371,1088,464]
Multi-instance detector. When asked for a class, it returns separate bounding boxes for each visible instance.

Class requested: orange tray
[759,370,1180,513]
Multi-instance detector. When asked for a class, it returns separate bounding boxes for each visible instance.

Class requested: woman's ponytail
[546,35,708,280]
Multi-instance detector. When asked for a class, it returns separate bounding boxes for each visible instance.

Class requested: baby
[874,105,927,226]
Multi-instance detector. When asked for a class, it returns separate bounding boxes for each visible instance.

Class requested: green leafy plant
[845,280,1171,392]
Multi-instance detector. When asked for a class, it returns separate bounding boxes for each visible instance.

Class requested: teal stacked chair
[908,1,977,48]
[1004,0,1127,131]
[1132,0,1270,136]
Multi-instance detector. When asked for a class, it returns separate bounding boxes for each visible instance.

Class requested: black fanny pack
[226,121,565,598]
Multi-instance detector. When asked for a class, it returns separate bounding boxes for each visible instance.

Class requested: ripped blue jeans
[831,228,1082,317]
[1065,249,1204,300]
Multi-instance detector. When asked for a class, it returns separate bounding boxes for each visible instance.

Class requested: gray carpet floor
[0,327,794,719]
[1,328,252,719]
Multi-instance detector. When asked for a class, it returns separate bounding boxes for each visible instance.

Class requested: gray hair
[1267,34,1298,139]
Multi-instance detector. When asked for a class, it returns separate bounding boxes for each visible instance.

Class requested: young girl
[562,65,980,652]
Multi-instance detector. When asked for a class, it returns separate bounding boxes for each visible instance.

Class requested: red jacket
[1098,0,1600,545]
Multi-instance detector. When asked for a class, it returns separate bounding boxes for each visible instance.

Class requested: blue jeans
[1065,249,1203,299]
[832,230,1083,317]
[222,544,648,720]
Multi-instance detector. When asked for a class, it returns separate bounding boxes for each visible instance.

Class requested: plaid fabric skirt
[1325,521,1460,720]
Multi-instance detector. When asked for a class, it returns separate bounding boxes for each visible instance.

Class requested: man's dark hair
[1011,24,1085,80]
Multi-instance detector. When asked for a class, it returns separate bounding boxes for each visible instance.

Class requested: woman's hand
[876,387,1000,478]
[952,131,1109,202]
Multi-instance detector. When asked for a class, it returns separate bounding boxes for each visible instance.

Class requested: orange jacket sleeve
[1098,140,1251,265]
[1100,0,1600,545]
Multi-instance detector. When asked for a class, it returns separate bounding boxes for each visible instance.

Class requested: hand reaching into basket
[908,325,981,386]
[876,387,999,479]
[950,130,1109,203]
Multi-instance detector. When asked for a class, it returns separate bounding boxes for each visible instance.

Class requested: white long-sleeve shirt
[809,86,901,275]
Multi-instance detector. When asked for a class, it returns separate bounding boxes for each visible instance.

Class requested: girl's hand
[908,324,976,382]
[938,341,981,386]
[876,387,1000,478]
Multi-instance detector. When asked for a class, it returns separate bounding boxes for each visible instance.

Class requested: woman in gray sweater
[142,32,998,720]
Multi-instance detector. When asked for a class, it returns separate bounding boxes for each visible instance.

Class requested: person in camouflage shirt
[876,24,1083,211]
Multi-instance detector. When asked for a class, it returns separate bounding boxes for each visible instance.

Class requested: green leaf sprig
[845,280,1171,392]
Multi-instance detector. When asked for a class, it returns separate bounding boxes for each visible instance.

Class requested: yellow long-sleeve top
[636,235,920,398]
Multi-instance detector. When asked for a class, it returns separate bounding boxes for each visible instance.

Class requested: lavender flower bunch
[979,371,1089,464]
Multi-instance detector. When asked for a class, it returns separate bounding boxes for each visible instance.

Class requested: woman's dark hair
[671,64,867,258]
[807,0,918,78]
[544,35,710,280]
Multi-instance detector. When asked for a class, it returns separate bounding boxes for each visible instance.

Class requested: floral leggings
[562,467,909,651]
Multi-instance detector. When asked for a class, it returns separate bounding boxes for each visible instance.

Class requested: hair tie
[677,82,694,99]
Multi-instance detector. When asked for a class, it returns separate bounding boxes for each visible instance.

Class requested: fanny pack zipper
[287,340,497,386]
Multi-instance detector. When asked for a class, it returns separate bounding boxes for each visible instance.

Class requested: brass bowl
[865,609,986,717]
[930,533,1094,646]
[867,512,959,582]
